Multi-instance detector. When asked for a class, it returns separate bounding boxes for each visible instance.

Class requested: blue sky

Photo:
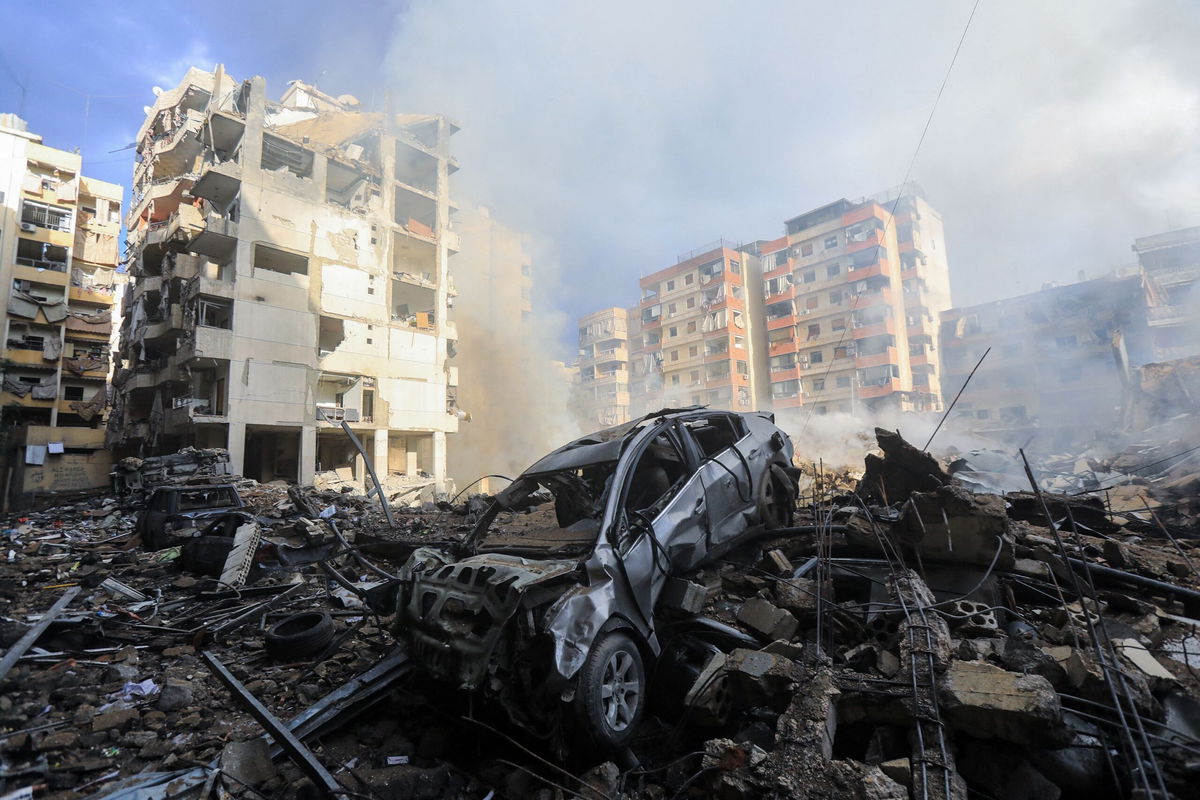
[3,1,1198,360]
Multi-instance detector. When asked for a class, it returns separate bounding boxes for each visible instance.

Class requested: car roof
[520,407,754,476]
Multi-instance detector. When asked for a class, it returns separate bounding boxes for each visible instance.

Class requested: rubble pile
[1,426,1198,800]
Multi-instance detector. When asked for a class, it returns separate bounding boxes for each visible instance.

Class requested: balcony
[0,392,55,409]
[145,307,185,340]
[593,346,629,363]
[851,317,896,339]
[14,251,71,285]
[854,346,898,369]
[847,261,886,281]
[769,365,802,382]
[854,285,895,308]
[67,280,117,309]
[134,109,208,186]
[3,345,56,366]
[316,405,362,424]
[845,229,885,254]
[769,339,799,357]
[65,315,112,338]
[178,325,234,362]
[190,159,242,208]
[859,378,902,399]
[1147,305,1195,327]
[767,314,796,332]
[764,286,795,305]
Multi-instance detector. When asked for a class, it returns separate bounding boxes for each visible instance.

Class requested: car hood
[397,548,580,689]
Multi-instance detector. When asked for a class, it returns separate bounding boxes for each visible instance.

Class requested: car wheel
[760,469,793,530]
[575,631,646,752]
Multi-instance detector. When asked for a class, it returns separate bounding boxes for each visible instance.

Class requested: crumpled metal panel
[400,548,579,689]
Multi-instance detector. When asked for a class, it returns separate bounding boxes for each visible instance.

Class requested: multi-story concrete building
[575,306,631,427]
[112,67,461,489]
[1133,226,1199,362]
[938,274,1149,444]
[0,113,123,505]
[629,242,767,416]
[759,186,950,424]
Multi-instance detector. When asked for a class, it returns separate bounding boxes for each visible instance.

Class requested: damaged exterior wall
[630,242,768,415]
[938,274,1152,444]
[112,67,460,489]
[0,114,123,508]
[1133,226,1200,363]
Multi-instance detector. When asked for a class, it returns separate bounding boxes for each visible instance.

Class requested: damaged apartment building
[112,67,462,488]
[0,113,123,507]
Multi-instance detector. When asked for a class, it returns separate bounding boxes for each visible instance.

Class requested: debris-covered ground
[2,411,1199,800]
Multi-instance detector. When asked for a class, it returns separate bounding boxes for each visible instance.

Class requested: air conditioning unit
[20,222,36,232]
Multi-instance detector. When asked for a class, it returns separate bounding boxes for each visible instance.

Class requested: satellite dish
[337,94,361,107]
[152,86,164,96]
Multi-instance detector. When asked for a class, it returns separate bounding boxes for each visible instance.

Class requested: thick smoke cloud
[381,0,1200,331]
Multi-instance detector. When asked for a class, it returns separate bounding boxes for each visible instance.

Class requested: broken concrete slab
[737,597,799,641]
[939,661,1069,745]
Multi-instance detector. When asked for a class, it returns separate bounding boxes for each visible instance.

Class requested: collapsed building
[111,67,462,491]
[0,113,124,509]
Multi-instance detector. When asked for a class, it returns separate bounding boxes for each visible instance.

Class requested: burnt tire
[265,611,335,660]
[575,631,646,753]
[179,535,234,577]
[759,468,794,530]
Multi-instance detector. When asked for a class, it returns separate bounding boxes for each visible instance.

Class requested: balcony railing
[16,255,68,272]
[21,204,72,232]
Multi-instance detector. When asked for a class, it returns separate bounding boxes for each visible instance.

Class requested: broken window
[253,244,309,276]
[771,379,801,398]
[319,315,346,356]
[326,160,369,209]
[197,296,233,329]
[624,432,687,521]
[394,139,439,193]
[683,414,744,459]
[63,386,84,401]
[16,238,68,271]
[261,134,314,178]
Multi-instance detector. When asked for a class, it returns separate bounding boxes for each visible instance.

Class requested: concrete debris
[1,419,1198,800]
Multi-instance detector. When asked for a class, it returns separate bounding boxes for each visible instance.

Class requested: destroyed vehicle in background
[394,408,799,752]
[136,484,248,550]
[111,447,231,499]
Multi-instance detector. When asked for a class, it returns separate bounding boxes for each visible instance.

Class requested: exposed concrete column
[373,429,389,483]
[299,425,316,485]
[227,421,246,477]
[432,431,447,492]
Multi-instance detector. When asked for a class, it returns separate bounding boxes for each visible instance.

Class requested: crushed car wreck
[393,408,800,750]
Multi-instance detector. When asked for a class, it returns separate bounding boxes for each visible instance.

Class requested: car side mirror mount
[770,431,786,452]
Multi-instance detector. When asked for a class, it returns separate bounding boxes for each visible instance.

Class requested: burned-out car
[137,484,248,550]
[394,408,799,751]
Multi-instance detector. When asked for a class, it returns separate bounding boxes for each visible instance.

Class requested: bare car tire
[759,468,794,530]
[575,631,646,752]
[265,611,335,660]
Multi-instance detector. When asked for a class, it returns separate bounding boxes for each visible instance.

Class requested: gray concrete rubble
[0,421,1198,800]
